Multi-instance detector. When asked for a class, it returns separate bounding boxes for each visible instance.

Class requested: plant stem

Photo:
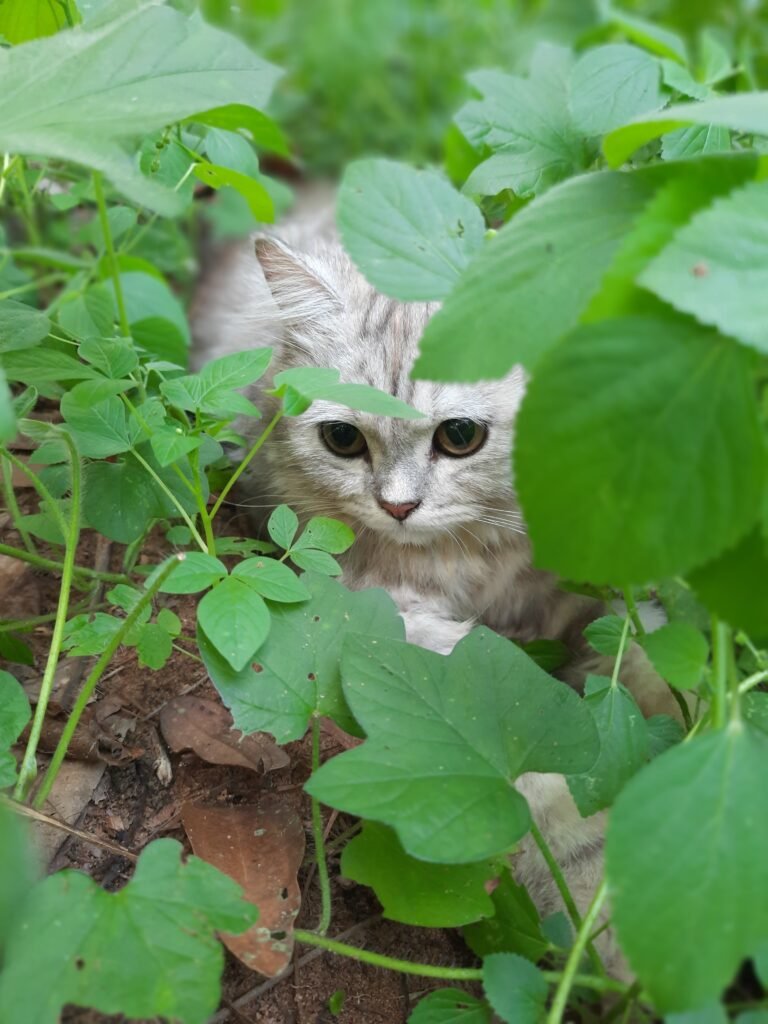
[1,457,38,554]
[0,273,68,301]
[130,448,208,552]
[0,447,69,540]
[33,555,184,808]
[738,669,768,696]
[547,878,609,1024]
[93,171,131,338]
[14,435,81,801]
[310,714,333,936]
[292,929,626,994]
[14,158,42,247]
[610,614,632,688]
[210,410,283,521]
[711,617,730,730]
[622,586,645,637]
[0,599,98,634]
[0,541,131,584]
[189,449,216,554]
[529,821,605,976]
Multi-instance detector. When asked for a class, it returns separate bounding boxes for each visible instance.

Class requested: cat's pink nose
[378,499,421,521]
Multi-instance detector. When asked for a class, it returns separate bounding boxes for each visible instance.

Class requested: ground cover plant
[2,0,768,1021]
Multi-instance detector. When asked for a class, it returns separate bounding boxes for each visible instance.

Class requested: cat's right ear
[255,235,342,327]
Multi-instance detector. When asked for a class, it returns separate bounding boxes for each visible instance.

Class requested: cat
[192,199,678,977]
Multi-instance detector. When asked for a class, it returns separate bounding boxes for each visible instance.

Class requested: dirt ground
[2,503,482,1024]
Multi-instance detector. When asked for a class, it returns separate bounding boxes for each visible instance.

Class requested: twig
[0,795,138,862]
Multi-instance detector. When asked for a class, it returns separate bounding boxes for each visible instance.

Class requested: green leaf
[567,676,649,816]
[156,607,182,637]
[482,953,548,1024]
[307,630,598,863]
[153,552,226,594]
[58,283,115,342]
[0,838,255,1024]
[584,615,627,656]
[0,633,34,667]
[0,299,51,352]
[197,576,270,672]
[0,0,72,43]
[1,347,101,385]
[666,1007,728,1024]
[193,161,274,222]
[0,6,281,215]
[271,366,424,419]
[464,867,549,963]
[603,6,687,62]
[413,170,657,381]
[641,180,768,355]
[78,337,138,378]
[408,989,492,1024]
[232,558,310,603]
[192,105,289,156]
[150,426,202,467]
[606,723,768,1011]
[0,671,31,788]
[661,124,731,161]
[289,548,343,576]
[161,349,271,415]
[409,991,493,1024]
[0,367,14,443]
[458,55,583,200]
[341,822,495,927]
[604,93,768,167]
[119,272,190,364]
[646,714,685,759]
[688,529,768,644]
[60,393,138,458]
[63,613,122,656]
[337,158,485,301]
[106,584,143,613]
[0,802,36,954]
[267,504,299,550]
[199,573,404,743]
[82,459,159,544]
[294,517,355,554]
[203,128,259,176]
[568,44,663,136]
[639,623,709,690]
[515,317,764,584]
[136,622,173,670]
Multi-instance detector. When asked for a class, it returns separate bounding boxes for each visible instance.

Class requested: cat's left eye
[320,421,368,458]
[433,419,487,457]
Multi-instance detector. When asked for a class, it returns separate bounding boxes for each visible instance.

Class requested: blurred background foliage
[198,0,768,173]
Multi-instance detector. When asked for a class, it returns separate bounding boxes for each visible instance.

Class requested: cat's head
[253,235,526,548]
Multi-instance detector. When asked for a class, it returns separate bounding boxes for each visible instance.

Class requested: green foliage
[639,622,709,689]
[307,630,598,863]
[0,672,31,787]
[408,989,492,1024]
[0,839,256,1024]
[482,953,548,1024]
[463,869,549,962]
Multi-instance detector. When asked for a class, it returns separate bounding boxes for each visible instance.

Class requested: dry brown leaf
[31,759,106,868]
[181,797,305,976]
[160,696,289,773]
[0,555,40,619]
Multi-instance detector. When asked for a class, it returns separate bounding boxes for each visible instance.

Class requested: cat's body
[192,195,674,976]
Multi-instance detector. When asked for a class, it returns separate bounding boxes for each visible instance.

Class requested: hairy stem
[14,435,81,801]
[0,541,131,585]
[1,456,38,554]
[33,555,184,808]
[547,878,609,1024]
[310,714,333,935]
[622,586,645,637]
[93,171,130,338]
[210,410,283,521]
[0,447,69,540]
[529,821,605,976]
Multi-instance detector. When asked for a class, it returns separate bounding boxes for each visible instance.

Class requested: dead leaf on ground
[0,554,40,620]
[31,759,106,868]
[182,797,305,976]
[160,696,289,773]
[25,694,141,766]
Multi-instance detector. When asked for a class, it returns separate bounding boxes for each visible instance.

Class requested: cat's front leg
[385,584,474,656]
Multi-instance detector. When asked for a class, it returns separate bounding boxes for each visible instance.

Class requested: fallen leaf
[31,759,106,868]
[0,555,40,620]
[181,797,305,976]
[160,696,289,772]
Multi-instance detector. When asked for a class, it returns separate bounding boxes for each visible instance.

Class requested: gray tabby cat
[192,195,677,975]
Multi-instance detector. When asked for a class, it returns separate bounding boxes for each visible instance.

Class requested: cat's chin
[371,522,448,548]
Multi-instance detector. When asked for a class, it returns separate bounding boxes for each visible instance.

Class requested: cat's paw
[399,605,473,655]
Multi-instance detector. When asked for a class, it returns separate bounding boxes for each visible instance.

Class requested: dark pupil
[444,419,476,448]
[329,423,359,449]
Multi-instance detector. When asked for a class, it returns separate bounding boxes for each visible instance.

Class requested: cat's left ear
[255,235,342,327]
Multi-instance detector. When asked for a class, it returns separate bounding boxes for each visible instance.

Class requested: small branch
[622,586,645,637]
[32,555,184,808]
[293,930,482,981]
[210,410,283,521]
[93,171,130,338]
[310,714,332,935]
[546,878,609,1024]
[0,795,138,862]
[711,617,729,730]
[0,541,132,585]
[2,457,38,554]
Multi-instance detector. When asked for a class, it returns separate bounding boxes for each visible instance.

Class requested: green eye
[320,421,368,458]
[433,419,487,457]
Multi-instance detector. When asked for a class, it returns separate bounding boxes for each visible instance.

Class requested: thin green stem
[711,617,729,730]
[13,158,42,247]
[529,821,605,977]
[171,642,204,664]
[0,541,131,585]
[0,599,99,634]
[311,714,333,936]
[738,669,768,696]
[93,171,130,338]
[547,878,610,1024]
[189,449,216,554]
[292,930,626,994]
[130,448,208,552]
[0,274,68,301]
[622,586,645,637]
[610,614,632,688]
[33,555,184,808]
[0,448,69,540]
[1,457,38,554]
[14,435,81,801]
[210,410,284,521]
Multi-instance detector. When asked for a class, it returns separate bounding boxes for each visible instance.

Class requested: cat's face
[256,237,526,547]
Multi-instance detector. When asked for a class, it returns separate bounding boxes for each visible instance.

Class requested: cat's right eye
[320,421,368,458]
